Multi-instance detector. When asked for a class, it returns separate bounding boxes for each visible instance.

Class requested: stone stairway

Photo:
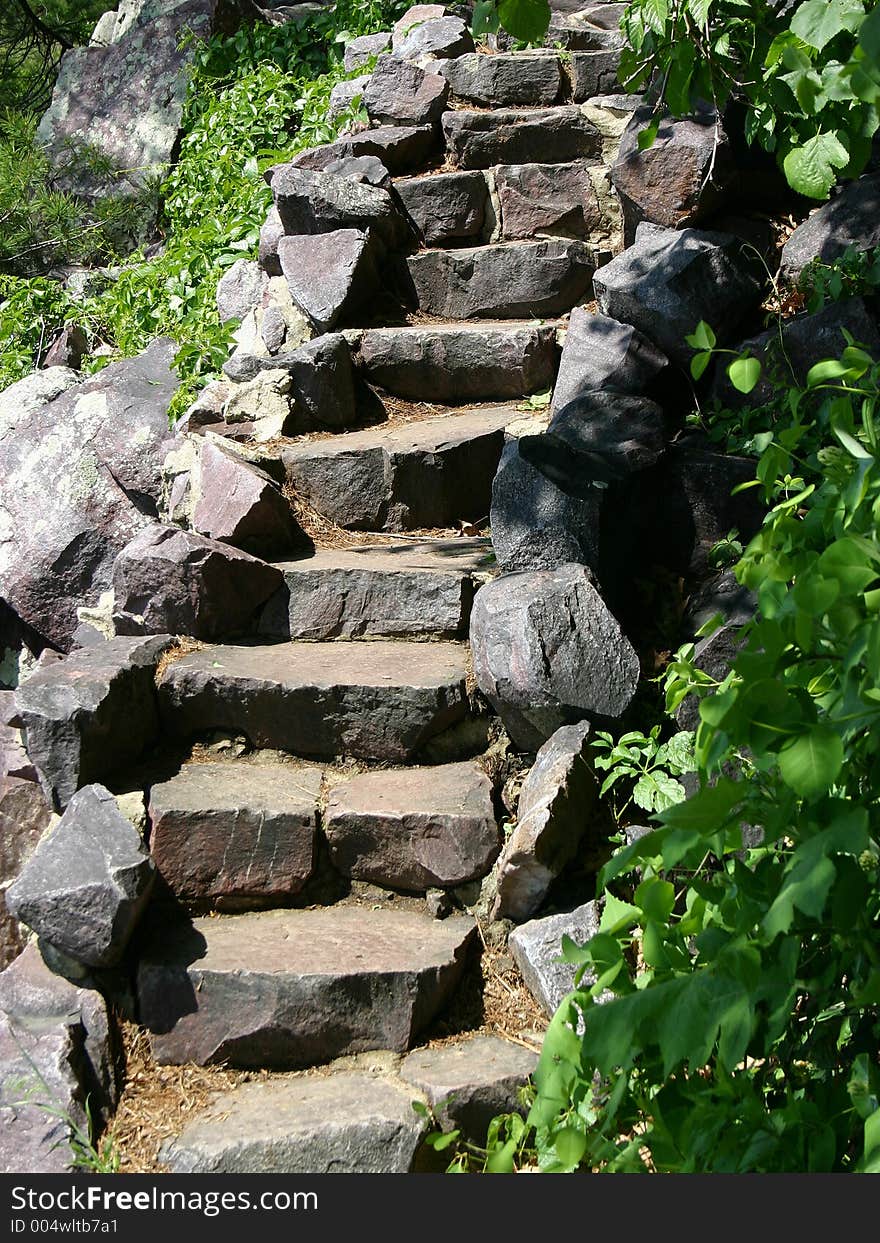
[2,4,642,1173]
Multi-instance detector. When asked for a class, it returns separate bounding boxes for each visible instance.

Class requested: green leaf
[599,892,641,934]
[791,0,865,51]
[637,116,660,150]
[777,727,844,797]
[685,320,717,350]
[655,778,743,832]
[783,131,850,199]
[471,0,501,35]
[554,1127,588,1169]
[635,876,676,922]
[485,1137,517,1172]
[727,356,762,394]
[496,0,551,41]
[690,349,713,380]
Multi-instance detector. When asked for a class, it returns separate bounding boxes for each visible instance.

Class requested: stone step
[355,323,560,403]
[443,106,602,170]
[436,51,564,107]
[281,406,516,531]
[147,760,323,908]
[324,760,500,891]
[259,539,493,641]
[405,240,595,320]
[137,905,477,1067]
[157,639,471,761]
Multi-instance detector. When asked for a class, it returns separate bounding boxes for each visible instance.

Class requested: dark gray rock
[324,761,499,891]
[14,635,172,811]
[323,153,393,189]
[518,390,667,497]
[0,1016,81,1172]
[436,52,562,105]
[282,407,514,531]
[157,639,471,762]
[711,297,880,410]
[138,906,477,1066]
[496,161,602,241]
[292,125,437,175]
[545,3,627,50]
[344,31,392,72]
[191,439,304,557]
[509,901,601,1015]
[0,778,52,969]
[221,333,358,431]
[393,15,473,60]
[363,55,448,126]
[780,173,880,281]
[675,622,748,733]
[279,228,381,332]
[469,563,640,750]
[493,721,597,921]
[0,340,179,650]
[443,107,601,169]
[36,0,245,209]
[406,239,594,319]
[660,441,764,577]
[148,761,320,907]
[400,1035,537,1140]
[259,540,489,640]
[6,784,155,968]
[112,523,283,640]
[490,439,601,573]
[570,49,621,100]
[216,259,265,324]
[259,206,284,275]
[396,171,488,245]
[593,224,764,365]
[682,568,756,637]
[161,1073,427,1173]
[327,74,370,122]
[551,308,668,413]
[0,941,119,1127]
[357,324,559,402]
[271,165,406,248]
[611,108,734,241]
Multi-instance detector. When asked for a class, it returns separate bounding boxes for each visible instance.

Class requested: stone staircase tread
[281,406,520,458]
[272,538,493,576]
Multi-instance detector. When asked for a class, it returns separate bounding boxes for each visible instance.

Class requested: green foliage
[619,0,880,197]
[591,726,696,819]
[798,242,880,312]
[0,1,118,113]
[472,0,552,43]
[0,3,403,406]
[482,334,880,1173]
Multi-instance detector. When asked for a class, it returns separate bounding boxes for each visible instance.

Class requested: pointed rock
[363,55,448,127]
[191,439,304,558]
[279,228,381,332]
[509,902,601,1015]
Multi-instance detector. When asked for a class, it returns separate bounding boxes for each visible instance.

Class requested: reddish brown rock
[324,761,500,891]
[191,439,303,558]
[363,56,448,127]
[0,778,52,969]
[497,162,602,240]
[278,228,381,333]
[148,761,321,907]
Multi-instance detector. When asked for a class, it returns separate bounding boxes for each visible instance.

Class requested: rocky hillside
[1,0,879,1175]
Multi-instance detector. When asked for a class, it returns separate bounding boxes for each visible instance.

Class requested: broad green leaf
[655,777,744,832]
[635,876,676,922]
[471,0,501,35]
[642,0,669,34]
[819,537,879,591]
[497,0,551,41]
[791,0,865,51]
[777,726,844,797]
[485,1137,517,1172]
[599,892,641,934]
[637,116,660,150]
[554,1127,588,1169]
[690,349,713,379]
[783,131,850,199]
[727,356,762,393]
[685,320,717,350]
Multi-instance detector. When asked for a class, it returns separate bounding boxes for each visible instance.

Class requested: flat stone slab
[443,107,601,169]
[395,170,488,246]
[138,906,477,1067]
[161,1073,427,1173]
[436,52,562,106]
[259,540,492,640]
[357,324,559,402]
[157,640,470,761]
[148,761,322,907]
[293,125,437,176]
[509,901,601,1016]
[282,407,515,530]
[400,1035,537,1139]
[406,240,594,319]
[496,162,603,241]
[324,761,500,891]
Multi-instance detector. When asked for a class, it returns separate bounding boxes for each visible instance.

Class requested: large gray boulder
[780,173,880,281]
[112,523,283,640]
[6,784,155,968]
[14,634,172,811]
[470,563,640,750]
[344,31,392,72]
[216,258,265,324]
[161,1073,427,1173]
[292,125,437,176]
[393,15,473,60]
[593,223,764,365]
[493,721,597,921]
[223,333,358,432]
[436,52,562,106]
[271,165,406,248]
[0,340,179,650]
[38,0,250,209]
